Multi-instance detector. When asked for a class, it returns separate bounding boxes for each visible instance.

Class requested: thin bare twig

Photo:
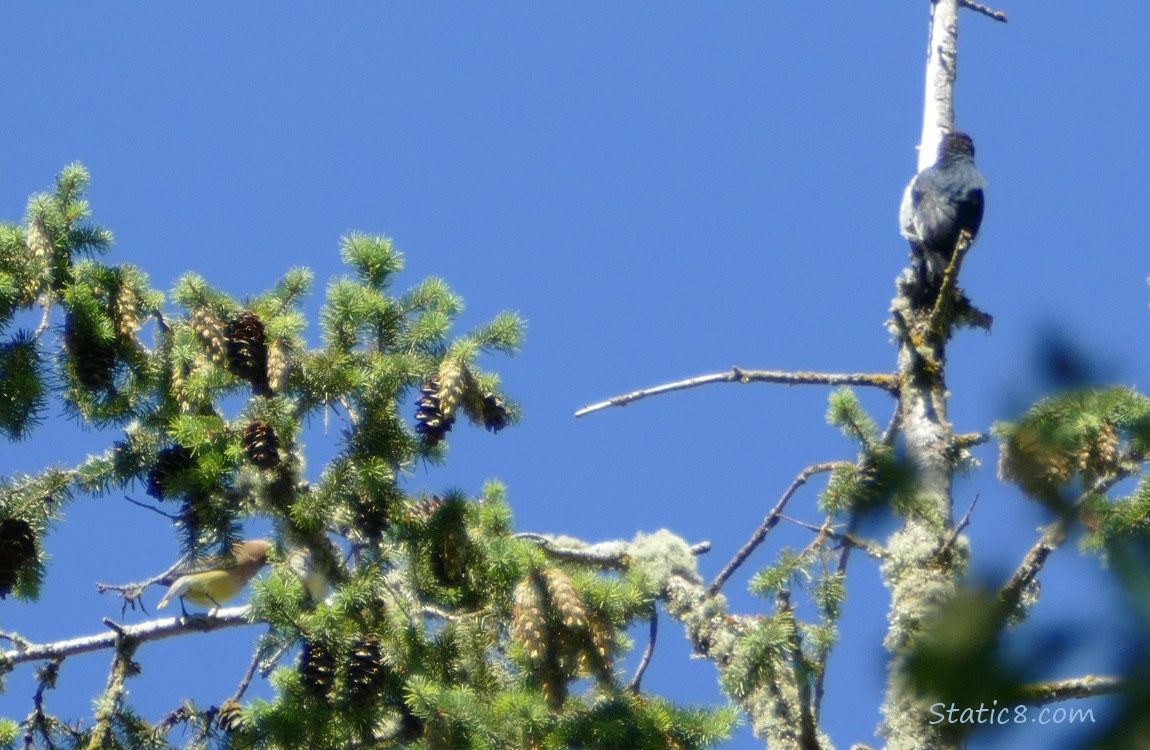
[953,432,990,449]
[998,469,1136,617]
[33,299,53,340]
[122,495,181,521]
[231,642,265,702]
[1018,675,1121,704]
[576,367,897,417]
[997,519,1069,613]
[960,0,1008,22]
[22,659,65,750]
[0,631,32,650]
[96,548,204,614]
[940,494,979,557]
[881,407,903,447]
[778,514,887,561]
[628,605,658,693]
[708,461,847,596]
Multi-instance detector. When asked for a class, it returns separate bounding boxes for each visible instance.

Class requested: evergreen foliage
[0,168,735,749]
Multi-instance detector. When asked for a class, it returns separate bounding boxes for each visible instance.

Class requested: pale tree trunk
[880,1,967,748]
[916,0,959,171]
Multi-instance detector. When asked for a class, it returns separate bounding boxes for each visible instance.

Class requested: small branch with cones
[576,368,897,418]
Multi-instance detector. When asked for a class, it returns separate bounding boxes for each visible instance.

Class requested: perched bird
[899,131,987,292]
[157,539,271,614]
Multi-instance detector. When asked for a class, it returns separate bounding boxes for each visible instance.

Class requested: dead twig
[628,605,658,693]
[576,367,897,417]
[708,461,847,596]
[939,494,979,557]
[960,0,1008,22]
[1018,675,1122,704]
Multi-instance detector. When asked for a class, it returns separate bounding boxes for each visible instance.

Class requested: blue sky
[2,4,1149,748]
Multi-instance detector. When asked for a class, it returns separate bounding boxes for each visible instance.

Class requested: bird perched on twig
[899,131,987,296]
[157,539,271,614]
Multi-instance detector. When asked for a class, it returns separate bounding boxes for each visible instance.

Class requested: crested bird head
[939,131,976,162]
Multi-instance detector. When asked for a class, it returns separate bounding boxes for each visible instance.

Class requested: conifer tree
[0,167,736,750]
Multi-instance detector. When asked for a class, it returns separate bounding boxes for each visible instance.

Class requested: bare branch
[777,514,887,561]
[997,475,1128,622]
[708,461,848,596]
[960,0,1008,22]
[954,431,990,449]
[939,493,979,557]
[96,549,205,614]
[997,519,1069,614]
[628,605,658,693]
[1,607,256,667]
[122,495,181,521]
[230,636,274,703]
[881,407,903,446]
[690,540,712,555]
[33,298,53,340]
[515,532,711,567]
[514,534,630,568]
[576,367,897,417]
[1019,675,1122,705]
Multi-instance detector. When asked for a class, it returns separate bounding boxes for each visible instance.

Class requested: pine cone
[170,359,193,413]
[345,634,387,706]
[224,311,271,396]
[24,217,52,299]
[110,281,142,341]
[242,420,281,469]
[586,612,615,676]
[146,445,195,500]
[191,310,228,366]
[415,362,467,446]
[414,377,453,446]
[216,698,246,734]
[481,392,508,433]
[406,495,447,522]
[26,217,52,262]
[63,313,117,393]
[267,338,291,394]
[511,574,550,663]
[541,568,588,631]
[1079,423,1120,480]
[0,519,36,599]
[299,640,336,703]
